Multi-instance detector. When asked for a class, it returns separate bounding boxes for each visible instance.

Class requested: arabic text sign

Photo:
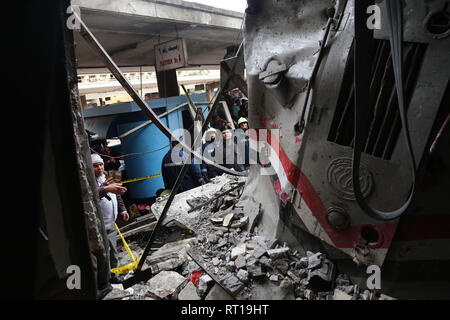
[155,39,188,72]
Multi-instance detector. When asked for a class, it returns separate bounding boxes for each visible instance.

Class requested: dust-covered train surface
[241,0,450,299]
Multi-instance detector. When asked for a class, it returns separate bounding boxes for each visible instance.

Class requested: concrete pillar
[206,81,220,104]
[156,69,180,98]
[80,95,88,109]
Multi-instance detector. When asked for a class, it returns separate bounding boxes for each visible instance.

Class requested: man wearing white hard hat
[236,118,250,169]
[237,117,248,132]
[91,153,130,285]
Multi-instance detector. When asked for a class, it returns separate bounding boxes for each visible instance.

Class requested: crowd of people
[87,92,250,298]
[161,93,250,195]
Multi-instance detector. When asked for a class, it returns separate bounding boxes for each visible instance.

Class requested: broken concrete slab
[197,274,214,297]
[231,216,249,229]
[259,256,273,270]
[253,246,267,259]
[307,252,323,270]
[145,238,195,274]
[210,217,224,225]
[235,198,262,233]
[152,174,247,233]
[237,269,249,283]
[178,281,201,300]
[307,258,336,290]
[220,273,245,296]
[104,287,134,300]
[267,247,289,260]
[223,213,235,227]
[235,255,246,269]
[247,264,264,279]
[146,271,186,299]
[226,261,236,272]
[231,244,246,260]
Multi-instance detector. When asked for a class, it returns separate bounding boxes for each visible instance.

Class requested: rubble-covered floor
[104,174,396,301]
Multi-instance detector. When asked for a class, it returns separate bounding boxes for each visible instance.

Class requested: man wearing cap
[236,118,250,169]
[91,153,130,285]
[237,117,249,132]
[201,128,221,181]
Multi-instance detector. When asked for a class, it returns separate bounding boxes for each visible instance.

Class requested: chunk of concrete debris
[333,288,353,300]
[307,252,323,270]
[223,213,235,227]
[145,238,195,273]
[226,261,236,272]
[253,246,267,259]
[259,256,273,270]
[104,287,133,300]
[212,257,220,266]
[246,243,256,250]
[267,247,290,260]
[253,236,269,249]
[273,259,290,274]
[207,234,219,244]
[197,274,214,297]
[210,217,224,225]
[237,269,249,283]
[269,274,279,282]
[147,271,186,299]
[235,255,247,270]
[307,258,336,290]
[178,281,201,300]
[297,257,309,269]
[287,270,302,283]
[247,262,265,278]
[220,273,245,296]
[231,216,249,229]
[231,244,246,260]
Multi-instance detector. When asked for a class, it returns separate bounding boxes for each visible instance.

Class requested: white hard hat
[238,118,248,125]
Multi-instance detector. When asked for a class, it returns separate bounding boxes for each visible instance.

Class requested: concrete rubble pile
[104,174,395,301]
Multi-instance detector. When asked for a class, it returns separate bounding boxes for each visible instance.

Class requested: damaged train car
[241,0,450,298]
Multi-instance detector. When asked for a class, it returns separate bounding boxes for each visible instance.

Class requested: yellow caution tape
[111,223,140,274]
[111,259,140,275]
[120,173,162,185]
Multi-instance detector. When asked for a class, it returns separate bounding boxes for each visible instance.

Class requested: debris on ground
[108,174,396,300]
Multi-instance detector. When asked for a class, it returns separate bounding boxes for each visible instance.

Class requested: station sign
[155,39,189,72]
